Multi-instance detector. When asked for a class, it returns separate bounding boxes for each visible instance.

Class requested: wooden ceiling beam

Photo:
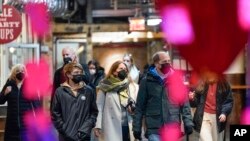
[53,23,130,33]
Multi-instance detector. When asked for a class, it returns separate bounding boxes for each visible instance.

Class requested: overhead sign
[129,17,145,31]
[0,5,22,44]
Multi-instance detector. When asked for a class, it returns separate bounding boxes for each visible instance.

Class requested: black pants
[122,126,130,141]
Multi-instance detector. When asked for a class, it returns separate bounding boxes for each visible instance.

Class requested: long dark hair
[88,59,100,70]
[195,76,230,94]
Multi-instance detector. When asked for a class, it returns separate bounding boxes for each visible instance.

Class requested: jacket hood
[61,81,84,91]
[147,66,165,85]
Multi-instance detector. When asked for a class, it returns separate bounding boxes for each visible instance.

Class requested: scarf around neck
[97,75,130,107]
[97,75,129,92]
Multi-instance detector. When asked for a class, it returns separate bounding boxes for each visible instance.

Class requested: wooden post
[246,40,250,106]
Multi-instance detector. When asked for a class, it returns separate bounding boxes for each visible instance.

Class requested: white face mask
[89,69,96,75]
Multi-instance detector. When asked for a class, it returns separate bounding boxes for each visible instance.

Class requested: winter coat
[0,80,41,141]
[95,82,139,141]
[133,69,193,137]
[51,84,98,141]
[190,80,233,133]
[89,67,105,88]
[52,63,91,104]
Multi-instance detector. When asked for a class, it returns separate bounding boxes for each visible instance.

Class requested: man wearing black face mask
[52,47,77,98]
[133,51,194,141]
[51,62,98,141]
[52,47,91,109]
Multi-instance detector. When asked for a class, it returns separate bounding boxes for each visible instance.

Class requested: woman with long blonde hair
[0,64,41,141]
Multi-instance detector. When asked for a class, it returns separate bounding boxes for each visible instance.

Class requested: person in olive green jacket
[133,51,193,141]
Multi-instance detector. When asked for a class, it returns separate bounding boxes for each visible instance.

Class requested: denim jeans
[148,134,160,141]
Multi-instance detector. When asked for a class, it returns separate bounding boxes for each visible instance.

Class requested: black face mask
[117,70,127,80]
[72,74,83,83]
[160,63,171,74]
[63,57,72,64]
[16,72,25,81]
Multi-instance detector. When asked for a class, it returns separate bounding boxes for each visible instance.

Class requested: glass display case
[0,43,40,91]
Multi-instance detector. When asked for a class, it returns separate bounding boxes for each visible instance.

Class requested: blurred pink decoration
[24,109,51,133]
[160,123,182,141]
[24,2,51,38]
[24,108,57,141]
[238,0,250,30]
[24,59,52,100]
[167,71,188,105]
[241,107,250,124]
[161,4,194,45]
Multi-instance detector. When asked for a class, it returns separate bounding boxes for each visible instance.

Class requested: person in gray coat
[94,60,139,141]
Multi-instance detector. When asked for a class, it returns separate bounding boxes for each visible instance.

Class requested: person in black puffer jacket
[0,64,41,141]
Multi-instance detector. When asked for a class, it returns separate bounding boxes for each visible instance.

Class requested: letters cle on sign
[0,7,13,17]
[230,125,250,140]
[0,5,22,44]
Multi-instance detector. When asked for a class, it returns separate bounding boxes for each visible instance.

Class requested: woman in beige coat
[94,60,138,141]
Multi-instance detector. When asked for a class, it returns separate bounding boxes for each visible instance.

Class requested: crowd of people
[0,47,233,141]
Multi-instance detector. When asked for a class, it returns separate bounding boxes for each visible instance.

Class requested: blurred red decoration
[161,4,194,45]
[23,59,52,100]
[241,107,250,124]
[157,0,248,75]
[160,123,182,141]
[24,108,57,141]
[24,2,51,38]
[166,71,188,105]
[238,0,250,30]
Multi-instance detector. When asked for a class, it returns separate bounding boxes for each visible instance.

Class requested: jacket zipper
[17,88,21,141]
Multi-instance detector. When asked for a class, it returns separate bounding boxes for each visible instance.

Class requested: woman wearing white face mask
[88,60,105,88]
[123,54,140,84]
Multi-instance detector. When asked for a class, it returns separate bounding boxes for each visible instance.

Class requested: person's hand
[188,91,195,101]
[219,114,226,122]
[127,106,135,114]
[94,128,101,137]
[4,86,12,95]
[184,125,193,135]
[133,131,142,140]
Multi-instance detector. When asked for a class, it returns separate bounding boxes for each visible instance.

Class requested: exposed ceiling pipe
[92,0,140,17]
[6,0,79,19]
